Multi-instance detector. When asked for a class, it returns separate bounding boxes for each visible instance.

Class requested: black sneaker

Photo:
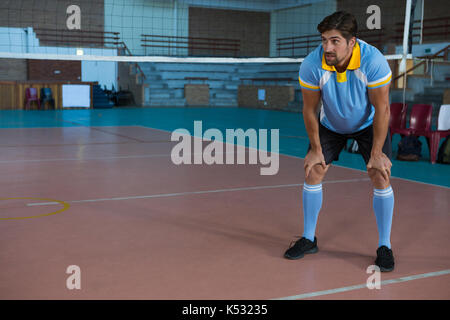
[375,246,395,272]
[284,236,318,260]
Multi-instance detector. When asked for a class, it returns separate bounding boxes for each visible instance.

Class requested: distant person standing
[284,11,395,272]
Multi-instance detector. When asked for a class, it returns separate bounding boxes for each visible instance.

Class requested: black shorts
[308,123,392,165]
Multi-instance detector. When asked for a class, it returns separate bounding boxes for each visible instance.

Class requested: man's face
[321,30,355,67]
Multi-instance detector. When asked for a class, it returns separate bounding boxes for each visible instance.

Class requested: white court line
[0,154,170,163]
[0,125,144,130]
[273,269,450,300]
[27,178,370,206]
[137,125,450,190]
[0,151,250,164]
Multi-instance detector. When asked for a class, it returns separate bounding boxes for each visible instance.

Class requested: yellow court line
[0,197,70,220]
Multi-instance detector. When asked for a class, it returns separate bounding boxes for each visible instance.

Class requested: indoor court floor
[0,108,449,300]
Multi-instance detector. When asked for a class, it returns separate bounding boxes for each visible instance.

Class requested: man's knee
[368,168,390,188]
[306,164,329,184]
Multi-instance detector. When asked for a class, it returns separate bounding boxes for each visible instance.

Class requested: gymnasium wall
[188,7,270,57]
[0,0,105,47]
[270,0,337,57]
[104,0,189,56]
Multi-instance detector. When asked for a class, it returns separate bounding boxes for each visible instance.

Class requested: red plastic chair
[395,104,433,137]
[430,105,450,164]
[389,103,408,141]
[25,87,41,110]
[393,104,433,161]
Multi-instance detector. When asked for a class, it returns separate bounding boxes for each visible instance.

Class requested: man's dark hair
[317,11,358,41]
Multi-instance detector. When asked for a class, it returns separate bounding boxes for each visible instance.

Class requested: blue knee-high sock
[373,186,395,249]
[302,183,323,242]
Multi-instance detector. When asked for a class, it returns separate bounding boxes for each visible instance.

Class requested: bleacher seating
[139,62,301,109]
[93,84,115,108]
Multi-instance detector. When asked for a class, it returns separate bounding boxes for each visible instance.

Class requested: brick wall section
[337,0,449,48]
[27,60,81,81]
[444,89,450,105]
[0,59,28,81]
[189,7,270,57]
[238,85,295,110]
[185,84,210,106]
[0,0,105,47]
[0,59,81,82]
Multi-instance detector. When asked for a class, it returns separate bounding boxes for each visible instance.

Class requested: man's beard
[325,54,339,66]
[325,46,351,66]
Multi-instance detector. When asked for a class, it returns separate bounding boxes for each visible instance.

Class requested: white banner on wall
[62,84,90,108]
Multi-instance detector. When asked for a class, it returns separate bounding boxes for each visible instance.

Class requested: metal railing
[393,44,450,82]
[118,42,146,81]
[393,16,450,44]
[34,28,121,48]
[277,16,450,57]
[141,34,240,56]
[276,34,321,57]
[276,29,386,57]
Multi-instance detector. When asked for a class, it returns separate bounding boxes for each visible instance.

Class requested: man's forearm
[371,103,390,156]
[303,107,322,152]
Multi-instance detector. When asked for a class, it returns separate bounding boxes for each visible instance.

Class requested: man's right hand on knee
[304,150,327,178]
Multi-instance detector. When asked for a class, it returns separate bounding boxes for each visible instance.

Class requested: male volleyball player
[284,11,395,272]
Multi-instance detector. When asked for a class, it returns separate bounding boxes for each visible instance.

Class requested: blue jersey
[298,39,392,134]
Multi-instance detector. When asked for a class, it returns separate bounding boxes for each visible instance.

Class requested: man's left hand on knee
[367,153,392,181]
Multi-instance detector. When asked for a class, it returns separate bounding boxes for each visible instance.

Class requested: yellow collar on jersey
[322,41,361,72]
